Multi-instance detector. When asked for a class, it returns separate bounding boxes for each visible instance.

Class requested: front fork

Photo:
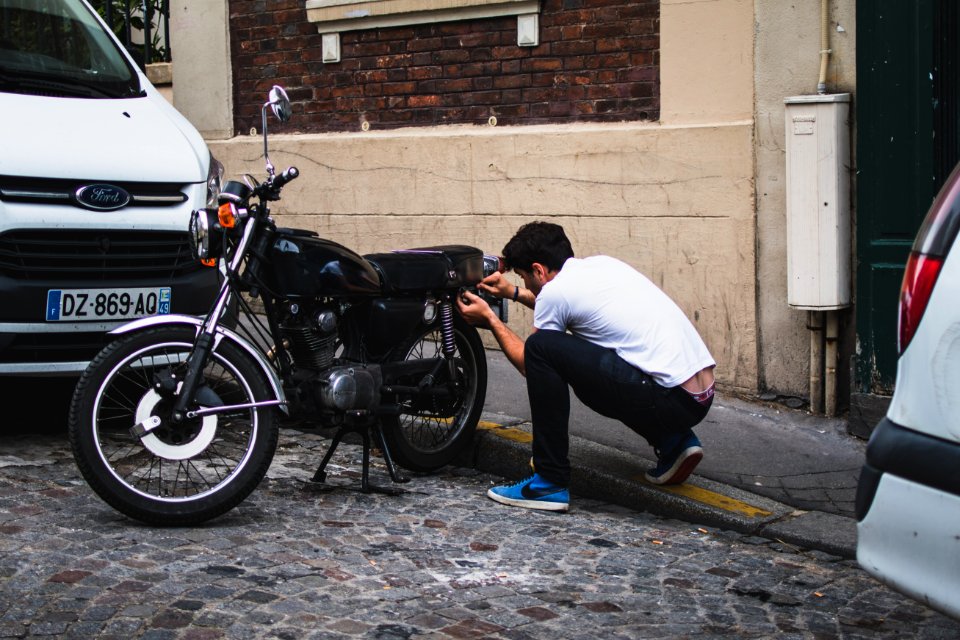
[170,219,259,422]
[169,332,217,423]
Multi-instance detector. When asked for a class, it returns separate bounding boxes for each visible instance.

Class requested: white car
[856,162,960,620]
[0,0,222,375]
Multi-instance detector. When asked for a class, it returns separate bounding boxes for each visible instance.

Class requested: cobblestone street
[0,430,956,639]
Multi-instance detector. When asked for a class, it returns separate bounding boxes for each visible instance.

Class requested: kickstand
[311,420,408,495]
[311,424,348,484]
[373,422,409,485]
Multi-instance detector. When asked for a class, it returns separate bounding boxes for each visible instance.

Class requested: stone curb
[460,419,857,559]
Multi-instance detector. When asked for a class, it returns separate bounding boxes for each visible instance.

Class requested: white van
[0,0,222,375]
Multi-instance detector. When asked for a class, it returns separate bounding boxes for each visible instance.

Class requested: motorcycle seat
[364,245,484,293]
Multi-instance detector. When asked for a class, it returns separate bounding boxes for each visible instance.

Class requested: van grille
[0,331,113,364]
[0,230,200,281]
[0,175,188,209]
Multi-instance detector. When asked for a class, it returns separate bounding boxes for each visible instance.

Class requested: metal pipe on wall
[818,0,831,94]
[825,310,840,416]
[809,310,825,414]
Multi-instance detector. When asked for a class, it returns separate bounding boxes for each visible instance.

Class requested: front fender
[111,314,288,414]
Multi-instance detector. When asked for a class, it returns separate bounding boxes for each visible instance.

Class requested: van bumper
[0,268,220,376]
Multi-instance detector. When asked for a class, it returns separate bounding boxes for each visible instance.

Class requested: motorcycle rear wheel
[69,326,279,526]
[381,314,487,472]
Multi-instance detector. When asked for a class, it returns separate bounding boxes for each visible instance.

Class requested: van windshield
[0,0,143,99]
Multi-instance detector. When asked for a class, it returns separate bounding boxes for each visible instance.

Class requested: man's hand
[477,272,515,299]
[456,290,495,329]
[458,288,528,376]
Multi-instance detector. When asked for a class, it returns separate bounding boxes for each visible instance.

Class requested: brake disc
[134,388,217,460]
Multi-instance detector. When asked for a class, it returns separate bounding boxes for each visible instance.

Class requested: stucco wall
[754,0,856,397]
[169,1,233,139]
[662,0,753,124]
[210,118,757,391]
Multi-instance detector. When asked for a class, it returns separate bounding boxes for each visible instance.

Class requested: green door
[855,0,960,395]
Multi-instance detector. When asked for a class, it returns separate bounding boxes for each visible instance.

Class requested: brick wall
[229,0,658,133]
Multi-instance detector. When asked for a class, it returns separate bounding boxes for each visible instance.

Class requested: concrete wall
[145,62,173,104]
[168,2,234,139]
[754,0,856,397]
[181,0,760,394]
[662,0,753,124]
[209,119,757,391]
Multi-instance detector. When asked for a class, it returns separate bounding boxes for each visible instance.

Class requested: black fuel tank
[267,229,382,297]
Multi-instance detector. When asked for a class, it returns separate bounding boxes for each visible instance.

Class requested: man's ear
[532,262,556,282]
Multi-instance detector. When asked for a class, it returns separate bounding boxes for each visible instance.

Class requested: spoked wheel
[69,326,279,525]
[381,313,487,472]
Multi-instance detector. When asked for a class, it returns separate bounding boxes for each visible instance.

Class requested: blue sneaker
[487,473,570,512]
[645,431,703,485]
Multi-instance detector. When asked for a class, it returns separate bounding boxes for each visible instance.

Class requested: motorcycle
[68,86,507,526]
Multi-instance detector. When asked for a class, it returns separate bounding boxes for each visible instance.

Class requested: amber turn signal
[218,203,237,228]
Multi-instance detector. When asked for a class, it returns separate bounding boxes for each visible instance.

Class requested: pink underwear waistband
[686,382,715,405]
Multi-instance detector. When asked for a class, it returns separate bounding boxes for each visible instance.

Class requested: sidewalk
[464,358,869,559]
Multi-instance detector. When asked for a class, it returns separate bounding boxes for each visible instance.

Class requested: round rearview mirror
[268,85,292,123]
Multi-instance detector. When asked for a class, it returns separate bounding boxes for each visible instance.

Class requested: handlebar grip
[272,166,299,189]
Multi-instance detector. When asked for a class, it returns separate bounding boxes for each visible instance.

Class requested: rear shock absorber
[439,300,457,358]
[439,299,461,387]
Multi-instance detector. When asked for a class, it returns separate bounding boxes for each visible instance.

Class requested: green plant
[93,0,169,65]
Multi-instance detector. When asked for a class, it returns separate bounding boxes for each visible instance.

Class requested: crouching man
[457,222,716,512]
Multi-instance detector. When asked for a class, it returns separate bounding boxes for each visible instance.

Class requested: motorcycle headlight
[189,207,222,262]
[206,153,225,208]
[482,254,504,278]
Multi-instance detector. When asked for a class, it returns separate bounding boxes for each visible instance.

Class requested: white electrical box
[784,93,852,309]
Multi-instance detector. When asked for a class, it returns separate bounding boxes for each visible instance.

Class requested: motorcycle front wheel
[69,326,279,526]
[381,314,487,472]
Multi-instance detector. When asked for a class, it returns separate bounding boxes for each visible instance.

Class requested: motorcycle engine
[280,306,340,371]
[279,304,382,412]
[315,365,382,411]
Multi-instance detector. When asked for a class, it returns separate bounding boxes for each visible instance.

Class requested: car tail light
[898,163,960,354]
[898,251,944,353]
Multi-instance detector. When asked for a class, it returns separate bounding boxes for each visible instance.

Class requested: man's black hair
[501,221,574,272]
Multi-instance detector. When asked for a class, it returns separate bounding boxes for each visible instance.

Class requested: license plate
[46,287,171,322]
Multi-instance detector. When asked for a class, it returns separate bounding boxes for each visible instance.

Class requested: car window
[913,162,960,258]
[0,0,142,99]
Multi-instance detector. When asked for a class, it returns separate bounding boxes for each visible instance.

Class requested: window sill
[305,0,538,33]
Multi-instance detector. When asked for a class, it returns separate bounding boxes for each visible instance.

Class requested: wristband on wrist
[512,286,520,302]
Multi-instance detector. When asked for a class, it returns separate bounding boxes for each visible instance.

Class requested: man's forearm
[489,316,527,377]
[515,286,536,310]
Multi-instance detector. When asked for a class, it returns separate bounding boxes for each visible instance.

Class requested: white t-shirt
[533,255,715,388]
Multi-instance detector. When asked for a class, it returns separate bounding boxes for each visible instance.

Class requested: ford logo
[75,184,131,211]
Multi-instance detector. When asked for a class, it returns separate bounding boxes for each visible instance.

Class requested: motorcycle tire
[381,313,487,472]
[68,326,279,526]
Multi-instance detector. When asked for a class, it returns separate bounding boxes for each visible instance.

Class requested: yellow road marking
[479,421,534,443]
[480,421,769,518]
[632,475,773,518]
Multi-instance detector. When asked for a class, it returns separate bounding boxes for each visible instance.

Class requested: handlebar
[272,166,299,189]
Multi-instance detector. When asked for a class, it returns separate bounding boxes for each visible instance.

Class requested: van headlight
[206,154,224,208]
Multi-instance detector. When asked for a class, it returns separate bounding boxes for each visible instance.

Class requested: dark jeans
[525,330,712,487]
